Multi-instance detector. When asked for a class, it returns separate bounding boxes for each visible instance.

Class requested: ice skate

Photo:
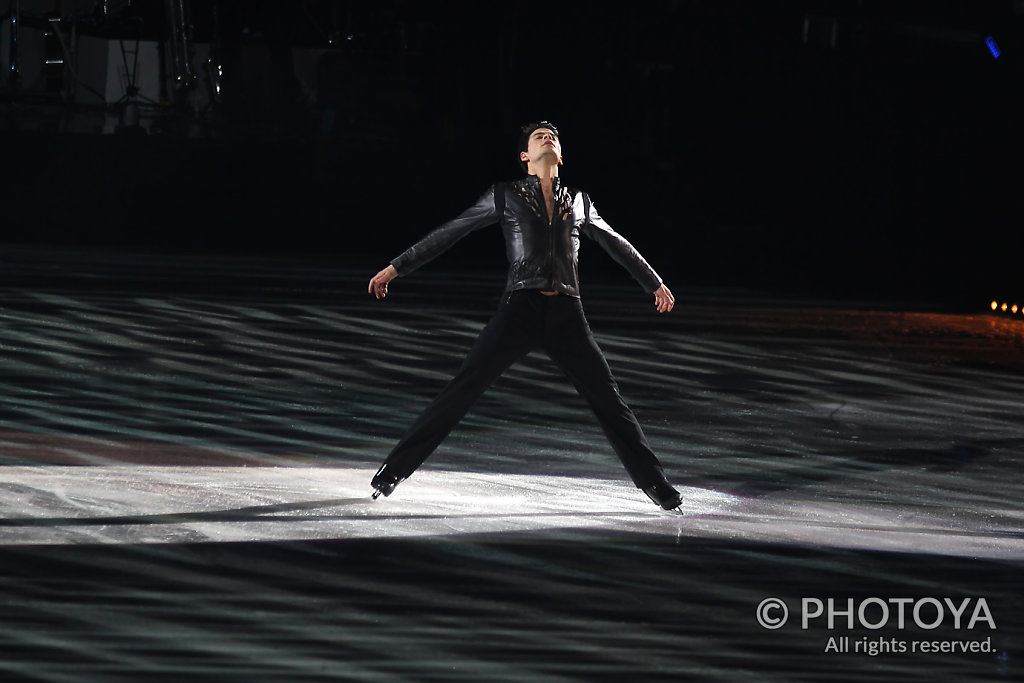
[370,464,404,499]
[642,481,683,512]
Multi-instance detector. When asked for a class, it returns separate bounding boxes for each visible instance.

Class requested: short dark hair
[518,121,560,173]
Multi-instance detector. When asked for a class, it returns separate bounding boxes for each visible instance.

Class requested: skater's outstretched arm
[580,192,674,314]
[367,186,498,301]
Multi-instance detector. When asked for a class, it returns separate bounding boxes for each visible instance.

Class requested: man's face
[521,128,562,168]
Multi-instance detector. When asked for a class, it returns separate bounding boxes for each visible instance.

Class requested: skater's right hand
[368,265,398,300]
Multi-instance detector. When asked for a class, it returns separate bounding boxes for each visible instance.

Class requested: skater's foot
[370,464,404,500]
[642,481,683,512]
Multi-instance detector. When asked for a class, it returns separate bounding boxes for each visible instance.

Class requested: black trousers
[380,290,671,489]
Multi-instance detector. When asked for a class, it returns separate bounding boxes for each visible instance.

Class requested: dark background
[3,0,1023,308]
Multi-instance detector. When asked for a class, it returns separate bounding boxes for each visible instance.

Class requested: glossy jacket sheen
[390,175,663,298]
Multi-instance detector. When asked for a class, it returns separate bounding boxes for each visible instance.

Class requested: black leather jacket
[390,175,663,298]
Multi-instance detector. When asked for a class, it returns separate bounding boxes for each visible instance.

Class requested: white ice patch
[0,466,1020,559]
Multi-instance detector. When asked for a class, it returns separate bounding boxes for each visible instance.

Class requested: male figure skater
[366,121,683,512]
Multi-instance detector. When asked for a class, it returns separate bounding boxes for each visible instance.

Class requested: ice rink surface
[0,247,1021,681]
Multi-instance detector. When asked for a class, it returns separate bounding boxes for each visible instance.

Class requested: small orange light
[1014,305,1020,314]
[991,301,999,310]
[1002,303,1008,312]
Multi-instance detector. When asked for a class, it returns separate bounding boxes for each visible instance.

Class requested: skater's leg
[542,297,679,506]
[372,292,541,494]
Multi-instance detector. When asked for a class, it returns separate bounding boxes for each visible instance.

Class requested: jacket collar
[523,174,563,193]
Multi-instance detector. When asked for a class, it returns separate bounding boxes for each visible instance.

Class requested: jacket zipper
[546,183,555,290]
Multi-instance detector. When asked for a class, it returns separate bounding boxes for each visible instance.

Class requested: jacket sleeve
[390,185,498,276]
[580,192,663,293]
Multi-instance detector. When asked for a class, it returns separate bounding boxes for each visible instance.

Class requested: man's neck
[528,163,559,187]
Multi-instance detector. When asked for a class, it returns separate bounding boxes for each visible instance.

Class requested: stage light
[989,300,1024,318]
[986,36,1001,59]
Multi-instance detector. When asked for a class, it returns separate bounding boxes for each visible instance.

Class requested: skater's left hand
[653,284,675,314]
